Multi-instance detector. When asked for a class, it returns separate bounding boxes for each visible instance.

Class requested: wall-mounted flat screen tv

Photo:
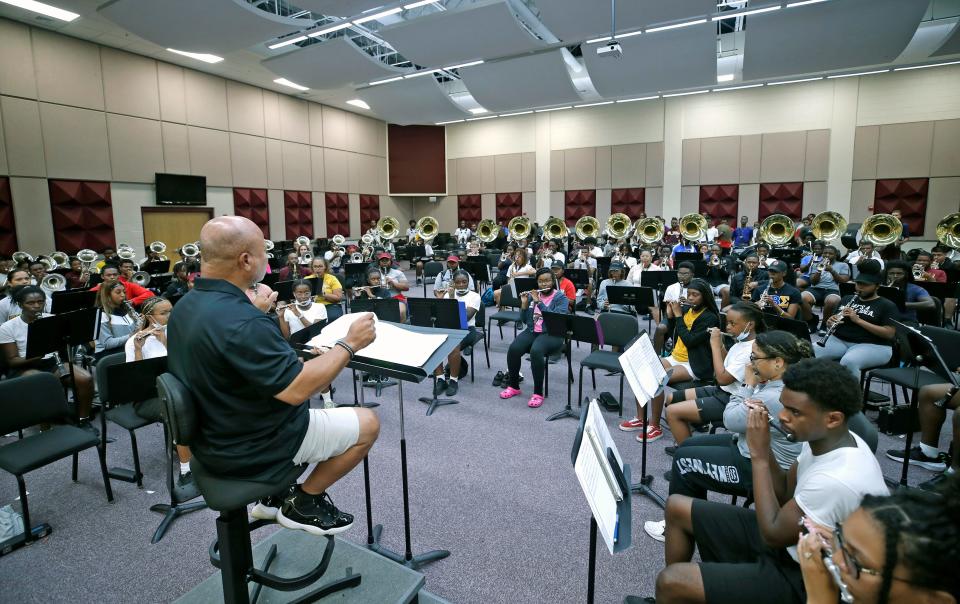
[156,173,206,205]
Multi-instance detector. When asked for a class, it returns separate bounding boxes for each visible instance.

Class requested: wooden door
[142,208,213,257]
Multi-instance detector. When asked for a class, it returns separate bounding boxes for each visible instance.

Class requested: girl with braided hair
[798,473,960,604]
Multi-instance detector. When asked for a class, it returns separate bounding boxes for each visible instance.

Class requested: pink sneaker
[527,394,544,408]
[618,417,645,432]
[500,387,522,399]
[636,424,663,442]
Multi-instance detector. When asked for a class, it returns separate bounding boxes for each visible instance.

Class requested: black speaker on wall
[155,173,206,206]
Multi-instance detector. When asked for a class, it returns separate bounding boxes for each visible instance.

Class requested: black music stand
[344,262,369,289]
[596,256,612,282]
[674,252,700,265]
[289,320,327,360]
[565,268,590,290]
[542,311,596,421]
[26,308,99,421]
[630,367,672,509]
[273,279,295,302]
[349,322,467,569]
[606,285,654,313]
[51,290,96,314]
[261,272,279,288]
[511,277,537,299]
[408,298,466,415]
[144,260,170,274]
[763,313,813,343]
[461,260,489,292]
[640,270,679,297]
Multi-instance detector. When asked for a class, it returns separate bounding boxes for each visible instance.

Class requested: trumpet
[817,258,831,272]
[817,295,858,347]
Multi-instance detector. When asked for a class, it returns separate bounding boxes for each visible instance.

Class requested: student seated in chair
[431,270,481,398]
[651,358,887,604]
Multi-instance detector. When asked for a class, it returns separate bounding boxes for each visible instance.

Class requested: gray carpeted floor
[0,273,950,603]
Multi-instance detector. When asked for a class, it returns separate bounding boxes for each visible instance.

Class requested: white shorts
[292,408,360,465]
[664,355,697,380]
[712,284,728,294]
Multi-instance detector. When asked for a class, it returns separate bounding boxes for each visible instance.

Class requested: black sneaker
[434,378,447,397]
[446,380,459,396]
[664,446,677,457]
[277,489,354,536]
[885,446,947,471]
[492,370,505,387]
[663,470,673,482]
[251,487,293,521]
[177,472,194,489]
[919,471,953,492]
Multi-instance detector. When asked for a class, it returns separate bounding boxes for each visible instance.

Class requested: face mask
[735,324,753,342]
[296,299,312,308]
[455,289,469,296]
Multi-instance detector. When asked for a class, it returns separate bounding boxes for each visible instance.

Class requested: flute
[800,521,855,604]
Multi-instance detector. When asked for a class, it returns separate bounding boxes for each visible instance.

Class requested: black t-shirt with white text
[751,282,802,315]
[834,294,897,346]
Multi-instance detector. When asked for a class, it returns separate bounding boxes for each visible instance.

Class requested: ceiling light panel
[0,0,78,21]
[534,0,715,43]
[361,75,469,125]
[262,38,405,90]
[459,50,583,113]
[167,49,224,63]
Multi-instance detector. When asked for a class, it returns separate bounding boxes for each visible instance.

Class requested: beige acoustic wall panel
[323,106,348,151]
[0,20,37,99]
[645,142,664,188]
[265,138,284,189]
[107,113,164,183]
[310,147,325,191]
[803,181,828,216]
[481,155,496,194]
[262,91,281,139]
[611,143,646,189]
[699,136,740,185]
[926,177,960,236]
[323,148,349,193]
[645,187,663,217]
[760,131,807,183]
[549,190,564,218]
[267,189,285,241]
[184,70,228,131]
[522,152,536,191]
[595,189,611,224]
[308,103,324,147]
[931,119,960,178]
[1,96,45,177]
[681,139,700,186]
[101,48,160,120]
[161,122,190,174]
[739,184,760,225]
[563,147,596,191]
[876,122,934,179]
[849,180,876,224]
[187,126,232,187]
[346,112,383,157]
[311,190,326,238]
[804,130,830,182]
[481,193,496,221]
[228,133,268,189]
[379,196,412,225]
[111,183,152,253]
[495,154,523,193]
[32,29,104,111]
[226,81,265,137]
[40,103,111,181]
[11,177,55,254]
[348,152,380,195]
[348,193,362,236]
[457,157,483,194]
[206,187,234,220]
[680,186,700,216]
[157,62,187,124]
[596,146,612,190]
[446,159,458,195]
[852,125,879,180]
[521,191,535,219]
[281,141,312,191]
[550,150,564,191]
[740,135,761,184]
[278,95,309,144]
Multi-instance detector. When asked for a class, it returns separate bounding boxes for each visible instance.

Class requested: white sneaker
[644,520,666,542]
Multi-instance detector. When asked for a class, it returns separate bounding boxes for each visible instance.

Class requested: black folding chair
[96,352,153,487]
[577,313,640,416]
[422,261,444,297]
[487,286,523,341]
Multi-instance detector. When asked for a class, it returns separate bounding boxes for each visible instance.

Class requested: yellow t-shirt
[307,273,342,305]
[671,308,705,363]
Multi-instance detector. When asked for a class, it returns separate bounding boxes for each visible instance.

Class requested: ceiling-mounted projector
[597,40,622,59]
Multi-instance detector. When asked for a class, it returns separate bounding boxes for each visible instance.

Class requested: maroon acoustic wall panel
[758,182,803,221]
[388,124,446,195]
[283,190,313,240]
[495,192,522,223]
[359,194,380,226]
[325,192,350,239]
[458,194,482,224]
[564,190,596,226]
[874,178,928,237]
[0,178,17,256]
[233,188,269,238]
[48,179,115,253]
[699,185,739,227]
[611,188,645,219]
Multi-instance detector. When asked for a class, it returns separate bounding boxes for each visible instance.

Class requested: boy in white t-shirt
[649,358,887,604]
[432,270,481,398]
[277,281,333,407]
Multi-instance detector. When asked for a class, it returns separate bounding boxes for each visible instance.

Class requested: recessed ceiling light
[436,119,464,125]
[646,18,707,33]
[166,49,224,64]
[786,0,829,7]
[369,76,403,86]
[501,110,533,116]
[663,89,710,97]
[713,83,764,92]
[616,95,659,103]
[893,60,960,71]
[308,21,352,38]
[346,99,370,110]
[767,76,823,85]
[354,7,401,24]
[273,78,308,91]
[469,108,488,115]
[586,35,612,44]
[404,0,437,9]
[466,115,497,121]
[574,101,614,108]
[268,35,308,50]
[618,30,643,39]
[826,69,889,79]
[712,5,780,20]
[404,69,439,79]
[445,60,484,70]
[717,74,735,82]
[534,106,572,112]
[0,0,78,22]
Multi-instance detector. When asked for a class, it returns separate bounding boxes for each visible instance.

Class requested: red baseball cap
[446,255,460,263]
[377,252,392,260]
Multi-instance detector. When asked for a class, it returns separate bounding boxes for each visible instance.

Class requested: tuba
[542,216,568,240]
[415,216,439,241]
[77,249,99,274]
[38,256,57,271]
[12,251,33,264]
[936,212,960,249]
[476,219,499,243]
[131,271,151,286]
[41,273,66,294]
[811,212,847,243]
[264,239,275,259]
[758,214,795,247]
[295,235,311,248]
[574,216,601,241]
[376,216,401,240]
[507,216,531,242]
[679,213,708,242]
[149,241,166,254]
[860,214,902,247]
[634,217,664,245]
[117,248,137,261]
[331,234,346,247]
[180,243,200,259]
[606,213,632,240]
[51,251,70,268]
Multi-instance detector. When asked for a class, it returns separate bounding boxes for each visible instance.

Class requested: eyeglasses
[749,353,774,362]
[834,522,882,580]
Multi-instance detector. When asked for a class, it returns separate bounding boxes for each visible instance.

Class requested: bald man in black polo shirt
[169,216,379,536]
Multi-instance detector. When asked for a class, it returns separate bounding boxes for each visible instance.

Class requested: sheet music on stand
[307,313,447,368]
[574,399,628,555]
[619,334,668,407]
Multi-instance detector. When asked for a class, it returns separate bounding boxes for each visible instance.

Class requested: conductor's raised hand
[254,290,278,313]
[345,313,376,351]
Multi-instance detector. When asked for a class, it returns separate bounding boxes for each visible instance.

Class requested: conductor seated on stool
[167,216,379,536]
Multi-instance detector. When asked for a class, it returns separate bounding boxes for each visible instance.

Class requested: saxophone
[817,295,858,347]
[741,269,753,300]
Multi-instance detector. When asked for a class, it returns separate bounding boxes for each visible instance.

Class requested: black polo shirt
[168,278,306,482]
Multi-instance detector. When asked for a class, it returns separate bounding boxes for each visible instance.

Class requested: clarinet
[817,294,858,347]
[756,282,771,308]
